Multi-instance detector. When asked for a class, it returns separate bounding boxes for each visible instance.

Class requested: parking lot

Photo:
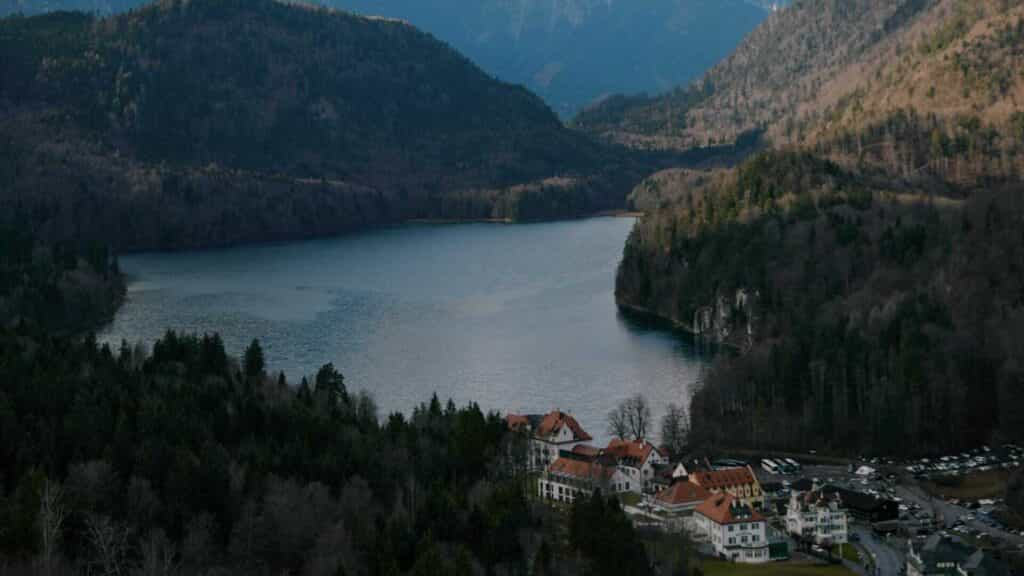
[750,445,1024,570]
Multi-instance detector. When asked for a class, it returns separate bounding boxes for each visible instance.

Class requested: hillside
[0,0,650,251]
[613,0,1024,456]
[576,0,1024,190]
[0,0,776,117]
[618,151,1024,456]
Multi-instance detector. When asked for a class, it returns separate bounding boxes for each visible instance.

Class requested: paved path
[852,525,905,576]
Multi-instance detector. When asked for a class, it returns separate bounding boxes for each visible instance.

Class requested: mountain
[0,0,775,117]
[574,0,934,148]
[577,0,1024,187]
[613,0,1024,456]
[0,0,657,251]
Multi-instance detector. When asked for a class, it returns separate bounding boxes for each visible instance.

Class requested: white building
[507,410,593,471]
[538,454,635,503]
[603,438,668,492]
[694,493,770,563]
[785,488,849,547]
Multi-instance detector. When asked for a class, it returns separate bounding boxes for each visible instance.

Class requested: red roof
[506,414,529,430]
[604,438,664,465]
[536,411,592,442]
[548,457,615,481]
[572,444,602,459]
[506,411,592,443]
[690,466,758,490]
[695,493,765,525]
[655,481,710,506]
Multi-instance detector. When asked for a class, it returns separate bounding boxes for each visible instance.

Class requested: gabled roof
[506,410,593,443]
[690,466,758,490]
[797,489,843,509]
[548,456,616,481]
[695,493,765,525]
[571,444,602,459]
[915,535,974,569]
[821,485,897,513]
[506,414,530,430]
[537,410,592,442]
[604,438,664,467]
[960,550,1011,576]
[656,481,710,507]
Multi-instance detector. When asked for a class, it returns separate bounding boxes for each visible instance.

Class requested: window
[728,526,735,532]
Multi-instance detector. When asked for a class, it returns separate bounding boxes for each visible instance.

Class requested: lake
[99,217,712,443]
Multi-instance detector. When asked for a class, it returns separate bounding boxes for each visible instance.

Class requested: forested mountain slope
[619,152,1024,455]
[575,0,926,149]
[0,326,670,574]
[613,0,1024,456]
[0,0,649,251]
[0,0,776,117]
[577,0,1024,189]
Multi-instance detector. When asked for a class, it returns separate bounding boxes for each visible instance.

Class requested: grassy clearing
[924,469,1011,501]
[702,560,857,576]
[833,543,861,564]
[620,492,643,507]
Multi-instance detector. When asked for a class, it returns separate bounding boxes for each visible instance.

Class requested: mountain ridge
[0,0,776,116]
[0,0,659,251]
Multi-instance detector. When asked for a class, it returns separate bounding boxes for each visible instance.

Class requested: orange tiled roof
[690,466,758,490]
[506,414,529,430]
[548,457,615,481]
[695,493,765,525]
[536,411,592,442]
[604,438,664,465]
[656,481,710,506]
[572,444,602,459]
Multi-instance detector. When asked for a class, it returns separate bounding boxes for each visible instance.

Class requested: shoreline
[405,209,645,226]
[616,299,743,353]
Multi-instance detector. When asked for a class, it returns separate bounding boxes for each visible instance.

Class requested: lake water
[99,218,711,443]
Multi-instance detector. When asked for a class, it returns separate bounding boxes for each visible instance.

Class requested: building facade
[694,493,770,563]
[785,488,849,546]
[538,454,634,504]
[507,410,592,471]
[689,466,765,510]
[603,438,668,493]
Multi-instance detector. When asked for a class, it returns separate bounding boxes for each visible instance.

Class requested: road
[851,525,905,576]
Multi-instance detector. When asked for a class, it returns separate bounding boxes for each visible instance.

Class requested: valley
[1,0,1023,574]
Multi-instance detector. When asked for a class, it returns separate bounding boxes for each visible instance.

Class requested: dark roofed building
[790,478,815,493]
[907,535,976,576]
[958,550,1012,576]
[821,485,899,524]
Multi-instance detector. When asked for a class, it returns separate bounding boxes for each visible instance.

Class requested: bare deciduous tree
[38,479,65,576]
[139,529,178,576]
[608,394,651,441]
[660,403,690,458]
[607,404,630,440]
[85,514,129,576]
